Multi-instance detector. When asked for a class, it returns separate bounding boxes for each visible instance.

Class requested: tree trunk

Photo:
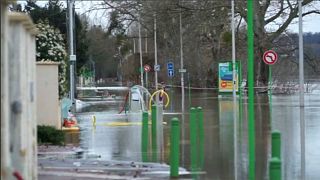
[254,1,269,88]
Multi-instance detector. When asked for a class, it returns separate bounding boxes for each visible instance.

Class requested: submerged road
[65,90,320,179]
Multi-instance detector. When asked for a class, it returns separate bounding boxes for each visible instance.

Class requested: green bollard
[170,118,180,177]
[197,107,204,170]
[151,105,157,162]
[142,111,149,162]
[272,131,281,159]
[190,107,198,171]
[269,158,281,180]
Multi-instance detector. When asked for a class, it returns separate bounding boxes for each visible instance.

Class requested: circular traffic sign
[263,50,278,65]
[144,64,151,72]
[221,82,227,88]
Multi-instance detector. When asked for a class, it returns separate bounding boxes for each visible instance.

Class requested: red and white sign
[263,50,278,65]
[144,64,151,72]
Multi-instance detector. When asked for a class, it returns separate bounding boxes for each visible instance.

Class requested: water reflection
[74,90,320,179]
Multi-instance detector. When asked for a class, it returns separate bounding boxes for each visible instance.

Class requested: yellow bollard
[92,115,96,126]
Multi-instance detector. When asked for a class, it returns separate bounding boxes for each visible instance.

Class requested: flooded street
[74,89,320,180]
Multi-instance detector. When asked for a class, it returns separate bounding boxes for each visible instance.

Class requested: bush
[37,125,65,145]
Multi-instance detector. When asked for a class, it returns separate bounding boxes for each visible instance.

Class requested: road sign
[144,64,151,72]
[168,69,174,77]
[154,64,160,71]
[263,50,278,65]
[178,69,186,73]
[167,62,174,70]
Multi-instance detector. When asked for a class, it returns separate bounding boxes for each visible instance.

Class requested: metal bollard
[142,111,149,162]
[170,118,180,177]
[197,107,204,169]
[272,131,281,159]
[269,157,281,180]
[151,105,157,162]
[190,107,198,171]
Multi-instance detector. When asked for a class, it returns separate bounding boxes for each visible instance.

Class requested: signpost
[144,64,151,88]
[167,62,174,77]
[263,50,278,65]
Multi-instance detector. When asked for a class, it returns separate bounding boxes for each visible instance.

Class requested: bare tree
[237,0,320,86]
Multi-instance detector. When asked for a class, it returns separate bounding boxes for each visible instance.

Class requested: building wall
[36,62,61,129]
[1,11,38,180]
[1,1,10,179]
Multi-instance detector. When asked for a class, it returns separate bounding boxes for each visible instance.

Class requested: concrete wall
[1,10,38,180]
[36,62,61,129]
[1,1,10,178]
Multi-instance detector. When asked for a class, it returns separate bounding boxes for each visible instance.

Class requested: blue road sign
[167,62,174,70]
[168,69,174,77]
[154,64,160,71]
[167,62,174,77]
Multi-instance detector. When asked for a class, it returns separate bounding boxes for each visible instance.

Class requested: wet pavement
[39,89,320,180]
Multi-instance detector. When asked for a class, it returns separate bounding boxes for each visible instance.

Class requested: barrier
[190,107,198,171]
[151,105,158,162]
[170,118,180,177]
[142,111,149,162]
[190,107,205,172]
[197,107,205,169]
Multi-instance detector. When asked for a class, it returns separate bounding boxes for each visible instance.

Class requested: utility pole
[179,10,186,166]
[68,0,76,111]
[179,12,185,114]
[154,13,158,90]
[139,16,144,87]
[231,0,237,179]
[298,1,305,179]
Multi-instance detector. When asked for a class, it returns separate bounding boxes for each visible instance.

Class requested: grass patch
[37,125,65,145]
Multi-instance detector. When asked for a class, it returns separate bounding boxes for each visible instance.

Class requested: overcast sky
[26,0,320,33]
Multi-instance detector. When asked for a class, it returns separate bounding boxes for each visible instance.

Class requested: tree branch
[265,1,286,25]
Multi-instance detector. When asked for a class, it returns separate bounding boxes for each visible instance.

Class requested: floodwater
[72,89,320,180]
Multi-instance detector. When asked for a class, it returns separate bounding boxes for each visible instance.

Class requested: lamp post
[68,0,76,111]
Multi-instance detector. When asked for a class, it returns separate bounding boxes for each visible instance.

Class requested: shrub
[37,125,65,145]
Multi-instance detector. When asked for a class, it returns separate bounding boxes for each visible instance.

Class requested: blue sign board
[167,62,174,70]
[154,64,160,71]
[168,70,174,77]
[167,62,174,77]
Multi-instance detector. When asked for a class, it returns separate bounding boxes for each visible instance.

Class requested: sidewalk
[38,145,190,180]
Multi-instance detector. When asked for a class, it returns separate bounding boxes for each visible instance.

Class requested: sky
[21,0,320,33]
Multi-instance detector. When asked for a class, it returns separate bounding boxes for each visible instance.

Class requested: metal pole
[145,31,148,53]
[154,13,158,90]
[146,72,148,89]
[68,0,76,110]
[179,12,185,114]
[298,1,305,179]
[247,1,255,180]
[139,16,144,87]
[179,11,186,167]
[231,1,237,179]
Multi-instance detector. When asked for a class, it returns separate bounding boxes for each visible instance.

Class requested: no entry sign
[263,50,278,65]
[144,64,151,72]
